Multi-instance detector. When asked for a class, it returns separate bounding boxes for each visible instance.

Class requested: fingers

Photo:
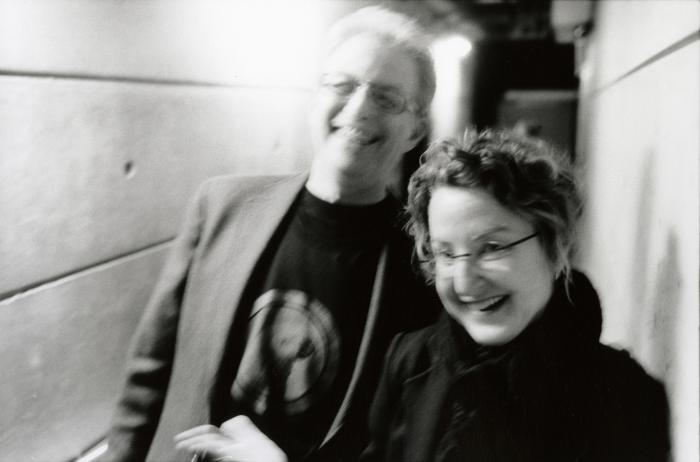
[175,424,221,442]
[174,425,231,456]
[220,415,257,436]
[174,416,288,462]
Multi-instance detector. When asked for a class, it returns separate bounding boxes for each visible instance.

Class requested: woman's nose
[451,258,483,294]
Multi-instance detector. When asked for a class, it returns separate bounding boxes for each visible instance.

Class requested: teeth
[459,295,505,311]
[338,126,374,144]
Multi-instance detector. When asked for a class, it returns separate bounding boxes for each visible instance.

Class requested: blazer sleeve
[101,183,207,462]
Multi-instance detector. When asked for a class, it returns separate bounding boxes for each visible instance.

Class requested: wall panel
[0,0,349,87]
[0,246,169,461]
[576,5,699,459]
[0,76,312,296]
[581,41,698,356]
[0,1,369,460]
[588,0,699,89]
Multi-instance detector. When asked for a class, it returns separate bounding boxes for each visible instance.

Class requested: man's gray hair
[325,6,436,114]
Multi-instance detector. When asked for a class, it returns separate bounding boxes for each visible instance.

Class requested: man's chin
[332,133,382,151]
[320,145,374,163]
[340,140,375,153]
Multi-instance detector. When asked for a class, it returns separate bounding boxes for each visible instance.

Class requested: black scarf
[434,272,603,462]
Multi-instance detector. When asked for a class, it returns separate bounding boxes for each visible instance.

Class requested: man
[102,6,439,462]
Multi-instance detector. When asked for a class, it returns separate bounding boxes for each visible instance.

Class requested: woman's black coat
[362,271,670,462]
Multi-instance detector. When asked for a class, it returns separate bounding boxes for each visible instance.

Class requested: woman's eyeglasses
[430,232,539,268]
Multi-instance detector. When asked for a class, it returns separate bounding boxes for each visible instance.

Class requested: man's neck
[306,168,388,206]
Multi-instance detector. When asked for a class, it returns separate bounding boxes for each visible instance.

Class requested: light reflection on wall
[430,35,473,139]
[176,0,324,87]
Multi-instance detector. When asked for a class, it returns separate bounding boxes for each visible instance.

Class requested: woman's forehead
[428,187,532,236]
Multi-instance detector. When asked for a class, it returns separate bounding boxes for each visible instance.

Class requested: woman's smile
[456,294,508,313]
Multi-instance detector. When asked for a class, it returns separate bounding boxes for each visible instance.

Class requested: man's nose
[338,85,378,120]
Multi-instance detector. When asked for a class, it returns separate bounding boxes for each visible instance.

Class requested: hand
[174,415,288,462]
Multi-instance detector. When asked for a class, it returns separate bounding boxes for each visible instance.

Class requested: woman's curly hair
[406,128,582,285]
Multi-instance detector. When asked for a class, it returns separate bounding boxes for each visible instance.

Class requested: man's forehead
[321,35,419,94]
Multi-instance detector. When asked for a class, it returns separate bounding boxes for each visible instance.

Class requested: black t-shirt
[229,188,395,460]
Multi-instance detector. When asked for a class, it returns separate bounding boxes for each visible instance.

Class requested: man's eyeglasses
[431,232,539,268]
[319,73,418,115]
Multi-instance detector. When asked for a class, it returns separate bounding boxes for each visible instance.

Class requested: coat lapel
[320,244,389,446]
[402,359,452,461]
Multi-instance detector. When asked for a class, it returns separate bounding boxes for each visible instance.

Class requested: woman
[362,129,670,461]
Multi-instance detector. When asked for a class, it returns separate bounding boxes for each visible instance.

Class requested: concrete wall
[5,0,694,460]
[0,1,368,459]
[575,1,699,460]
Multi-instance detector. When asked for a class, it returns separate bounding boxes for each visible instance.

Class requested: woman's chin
[461,321,520,347]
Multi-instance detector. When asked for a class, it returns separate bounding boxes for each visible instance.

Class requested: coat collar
[399,273,602,461]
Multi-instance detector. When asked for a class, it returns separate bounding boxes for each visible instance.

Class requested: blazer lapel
[175,174,308,416]
[202,174,308,390]
[149,174,308,460]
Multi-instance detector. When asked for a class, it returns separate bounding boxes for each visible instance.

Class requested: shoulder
[180,173,306,245]
[561,341,667,418]
[588,344,669,433]
[586,344,671,457]
[384,323,443,380]
[592,344,664,392]
[191,173,306,217]
[198,173,307,203]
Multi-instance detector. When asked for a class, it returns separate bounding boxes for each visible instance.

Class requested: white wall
[575,1,699,460]
[0,1,369,459]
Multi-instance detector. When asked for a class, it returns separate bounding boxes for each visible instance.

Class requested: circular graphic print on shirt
[231,289,340,416]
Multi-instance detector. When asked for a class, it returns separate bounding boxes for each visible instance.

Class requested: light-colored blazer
[103,173,438,462]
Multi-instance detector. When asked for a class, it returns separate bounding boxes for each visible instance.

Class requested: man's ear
[407,116,428,151]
